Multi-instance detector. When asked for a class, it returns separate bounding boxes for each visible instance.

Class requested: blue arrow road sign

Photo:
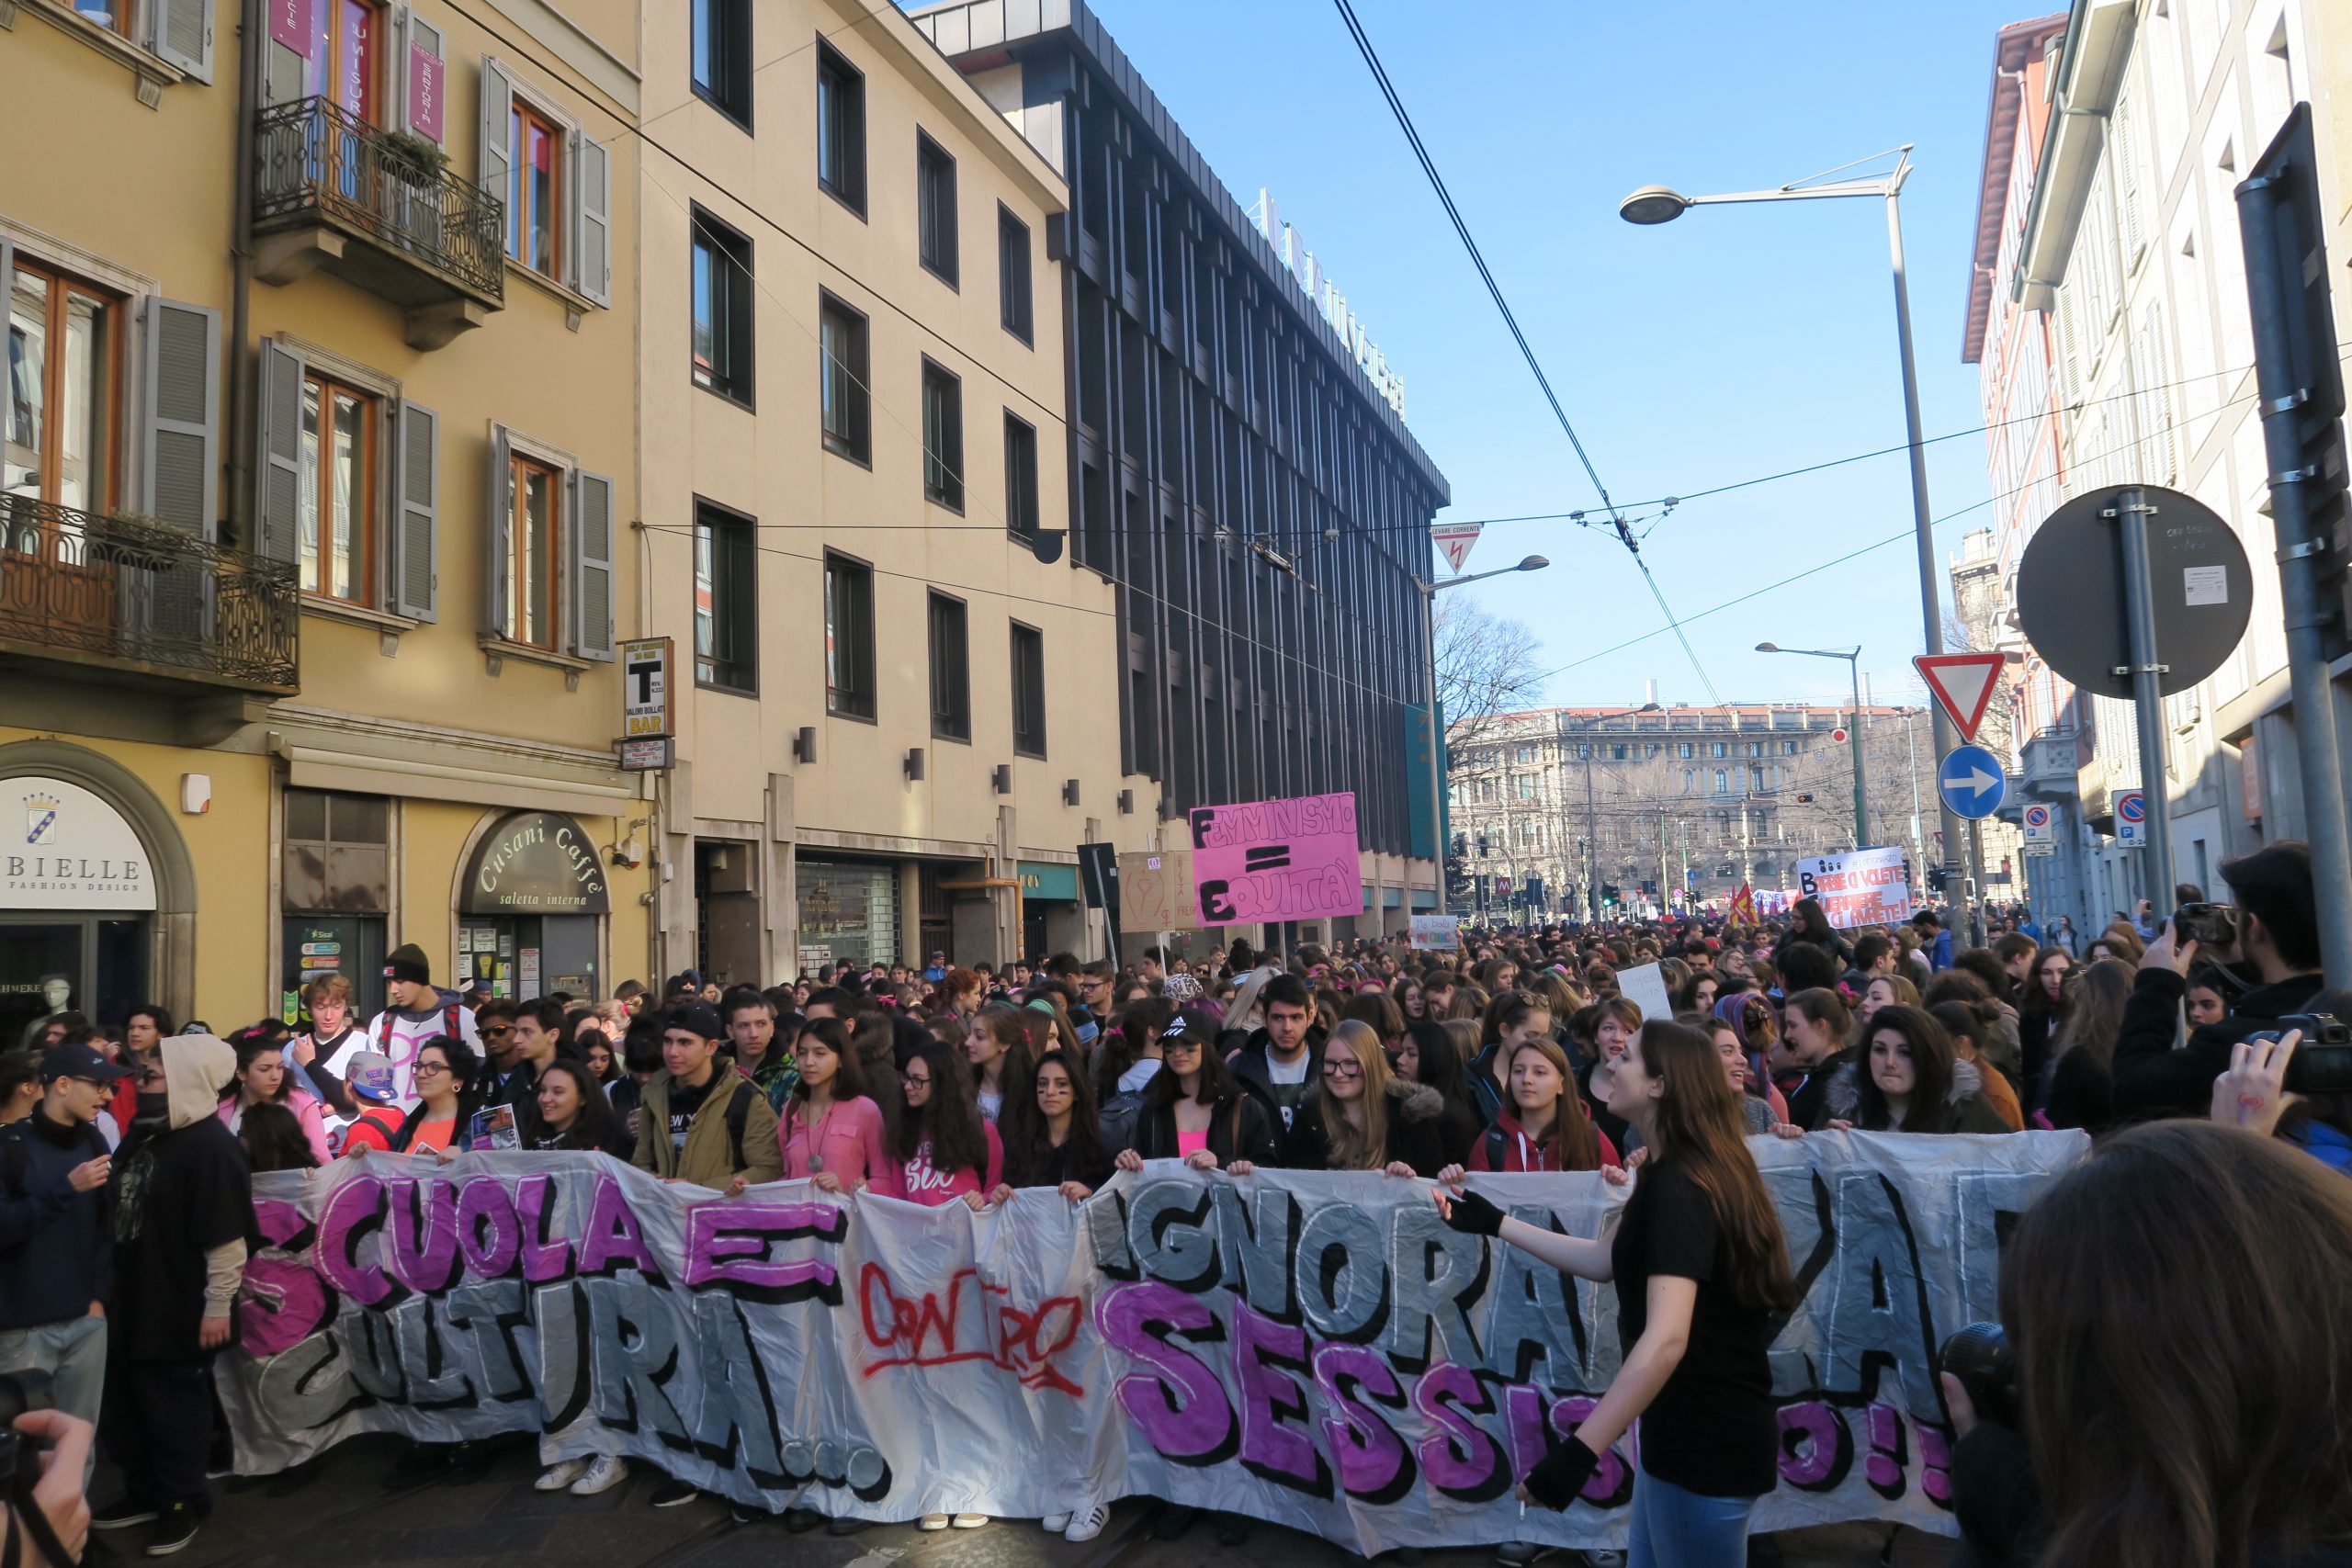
[1939,745,2007,820]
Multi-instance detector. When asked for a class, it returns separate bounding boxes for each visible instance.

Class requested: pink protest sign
[408,43,445,142]
[1186,792,1362,926]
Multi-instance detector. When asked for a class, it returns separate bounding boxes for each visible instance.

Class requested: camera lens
[1938,1322,2018,1429]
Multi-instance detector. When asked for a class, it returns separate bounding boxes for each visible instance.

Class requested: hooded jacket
[628,1067,783,1190]
[1278,1078,1446,1177]
[1817,1056,2013,1134]
[110,1035,252,1359]
[1227,1024,1328,1133]
[0,1100,115,1329]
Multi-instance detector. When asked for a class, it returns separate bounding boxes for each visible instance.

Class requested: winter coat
[1227,1027,1328,1128]
[1277,1079,1447,1177]
[1815,1057,2014,1134]
[1466,1109,1620,1173]
[2112,968,2327,1121]
[627,1069,784,1190]
[1127,1091,1281,1169]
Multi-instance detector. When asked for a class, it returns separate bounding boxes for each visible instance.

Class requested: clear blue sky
[1081,0,2046,714]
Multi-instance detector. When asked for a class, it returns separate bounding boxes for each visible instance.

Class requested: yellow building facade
[639,0,1154,981]
[2,0,648,1038]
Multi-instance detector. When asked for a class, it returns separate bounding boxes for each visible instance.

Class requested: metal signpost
[2014,484,2252,919]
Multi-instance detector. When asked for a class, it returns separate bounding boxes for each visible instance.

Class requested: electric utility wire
[1330,0,1727,712]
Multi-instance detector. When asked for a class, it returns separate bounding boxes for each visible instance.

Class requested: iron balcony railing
[254,96,505,303]
[0,499,300,693]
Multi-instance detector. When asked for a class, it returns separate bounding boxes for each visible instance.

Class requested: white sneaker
[951,1514,988,1529]
[1042,1512,1072,1533]
[537,1460,589,1492]
[919,1515,951,1532]
[571,1455,628,1496]
[1065,1503,1110,1543]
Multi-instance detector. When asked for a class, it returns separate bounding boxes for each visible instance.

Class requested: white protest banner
[1408,914,1461,951]
[1614,961,1674,1023]
[220,1135,2082,1553]
[1792,845,1914,929]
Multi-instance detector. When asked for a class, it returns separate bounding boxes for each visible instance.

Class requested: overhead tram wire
[1330,0,1728,712]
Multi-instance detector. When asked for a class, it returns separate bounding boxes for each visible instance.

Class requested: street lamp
[1758,642,1869,850]
[1566,701,1662,922]
[1417,553,1550,915]
[1623,147,1970,911]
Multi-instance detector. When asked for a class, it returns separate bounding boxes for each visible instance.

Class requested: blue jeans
[0,1316,106,1483]
[1627,1460,1758,1568]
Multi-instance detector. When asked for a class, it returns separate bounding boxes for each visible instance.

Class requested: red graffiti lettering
[857,1262,1084,1397]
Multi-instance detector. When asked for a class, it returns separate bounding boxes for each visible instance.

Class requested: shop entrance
[0,915,145,1046]
[457,914,600,1000]
[459,810,612,1000]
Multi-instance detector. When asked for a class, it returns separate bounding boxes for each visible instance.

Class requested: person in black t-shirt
[1441,1018,1799,1566]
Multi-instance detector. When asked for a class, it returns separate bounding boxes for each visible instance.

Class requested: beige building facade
[2,0,649,1036]
[639,0,1154,983]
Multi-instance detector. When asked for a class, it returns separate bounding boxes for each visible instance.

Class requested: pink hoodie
[898,1121,1003,1207]
[217,1089,334,1167]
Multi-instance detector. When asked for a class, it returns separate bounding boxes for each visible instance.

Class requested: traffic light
[1796,792,1815,804]
[1452,833,1467,859]
[1927,864,1949,893]
[1476,832,1489,857]
[1601,882,1621,908]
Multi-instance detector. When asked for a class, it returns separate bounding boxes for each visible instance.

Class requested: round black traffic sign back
[2013,485,2254,700]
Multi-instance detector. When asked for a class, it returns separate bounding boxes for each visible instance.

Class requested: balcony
[252,96,504,349]
[0,500,300,701]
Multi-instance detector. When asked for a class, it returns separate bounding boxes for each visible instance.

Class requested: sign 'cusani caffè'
[462,812,611,914]
[6,776,157,912]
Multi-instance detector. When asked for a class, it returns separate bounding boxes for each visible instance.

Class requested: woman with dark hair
[1827,1005,2010,1134]
[779,1017,895,1196]
[1773,987,1851,1132]
[2017,944,2075,1092]
[1467,991,1558,1124]
[528,1060,631,1157]
[963,1006,1038,1152]
[1928,999,2025,1131]
[993,1049,1110,1200]
[1279,1021,1444,1177]
[389,1036,483,1156]
[2041,957,2134,1133]
[238,1101,318,1173]
[1774,897,1854,967]
[1396,976,1426,1023]
[1396,1021,1482,1168]
[1339,989,1406,1061]
[218,1029,333,1165]
[894,1039,1002,1212]
[1114,1010,1279,1172]
[1675,969,1721,1018]
[1948,1122,2352,1568]
[1441,1020,1801,1560]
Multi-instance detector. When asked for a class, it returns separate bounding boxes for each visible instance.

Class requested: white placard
[2182,565,2229,606]
[3,775,158,911]
[1616,960,1673,1022]
[1407,913,1460,951]
[1792,846,1915,929]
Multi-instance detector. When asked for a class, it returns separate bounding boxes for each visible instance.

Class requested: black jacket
[1278,1080,1447,1177]
[2112,968,2326,1120]
[1465,1043,1509,1124]
[1005,1133,1113,1191]
[1128,1092,1281,1169]
[1227,1027,1327,1128]
[0,1110,113,1329]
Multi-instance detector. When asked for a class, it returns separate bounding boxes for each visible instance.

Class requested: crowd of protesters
[4,839,2348,1566]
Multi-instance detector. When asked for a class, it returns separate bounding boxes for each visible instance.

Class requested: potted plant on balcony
[379,128,448,183]
[376,129,449,259]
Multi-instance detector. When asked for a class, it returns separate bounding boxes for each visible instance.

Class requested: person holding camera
[5,1399,94,1568]
[1943,1121,2352,1568]
[2113,841,2329,1121]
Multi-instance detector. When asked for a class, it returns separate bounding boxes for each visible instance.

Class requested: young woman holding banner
[1439,1019,1799,1567]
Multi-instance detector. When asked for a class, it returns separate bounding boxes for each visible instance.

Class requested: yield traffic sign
[1914,652,2007,742]
[1938,745,2007,820]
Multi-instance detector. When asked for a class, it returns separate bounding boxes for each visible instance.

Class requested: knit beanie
[384,943,432,987]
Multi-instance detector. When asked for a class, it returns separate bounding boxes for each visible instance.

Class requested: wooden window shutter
[569,466,615,660]
[575,131,611,306]
[480,59,515,230]
[483,423,512,637]
[139,297,220,538]
[392,400,440,621]
[149,0,215,83]
[254,338,305,564]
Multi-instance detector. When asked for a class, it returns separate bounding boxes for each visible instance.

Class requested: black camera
[2244,1013,2352,1096]
[2174,901,2239,948]
[1938,1322,2019,1429]
[0,1368,54,1488]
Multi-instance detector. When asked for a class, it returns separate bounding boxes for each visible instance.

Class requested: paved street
[135,1436,1953,1568]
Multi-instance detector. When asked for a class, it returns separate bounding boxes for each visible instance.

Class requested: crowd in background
[5,838,2350,1567]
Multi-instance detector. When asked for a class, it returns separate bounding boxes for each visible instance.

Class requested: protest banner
[1185,792,1362,927]
[1614,961,1673,1022]
[1407,913,1461,951]
[220,1134,2081,1553]
[1792,846,1914,929]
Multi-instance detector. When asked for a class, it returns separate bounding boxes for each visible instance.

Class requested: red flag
[1729,883,1758,925]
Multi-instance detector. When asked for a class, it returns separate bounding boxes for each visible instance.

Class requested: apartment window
[4,256,120,513]
[928,592,969,741]
[691,0,752,128]
[507,451,562,649]
[301,0,384,119]
[815,44,865,214]
[1003,413,1039,537]
[916,132,958,286]
[1679,742,1693,759]
[691,209,754,405]
[509,100,564,276]
[1612,744,1628,761]
[819,292,870,463]
[1515,745,1538,764]
[693,501,756,693]
[998,205,1033,343]
[921,360,963,510]
[1011,622,1046,757]
[299,371,377,604]
[1783,740,1800,755]
[1713,770,1728,795]
[71,0,131,37]
[823,553,875,719]
[1712,742,1727,758]
[1514,775,1536,801]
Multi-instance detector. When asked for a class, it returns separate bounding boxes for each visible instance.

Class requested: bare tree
[1433,596,1545,757]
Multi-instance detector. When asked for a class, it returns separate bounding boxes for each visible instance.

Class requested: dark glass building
[910,0,1452,928]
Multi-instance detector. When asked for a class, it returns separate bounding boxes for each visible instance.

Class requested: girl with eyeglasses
[893,1039,1002,1213]
[1113,1010,1279,1173]
[387,1036,481,1156]
[1278,1019,1444,1177]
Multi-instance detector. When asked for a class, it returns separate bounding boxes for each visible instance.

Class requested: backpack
[724,1079,754,1172]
